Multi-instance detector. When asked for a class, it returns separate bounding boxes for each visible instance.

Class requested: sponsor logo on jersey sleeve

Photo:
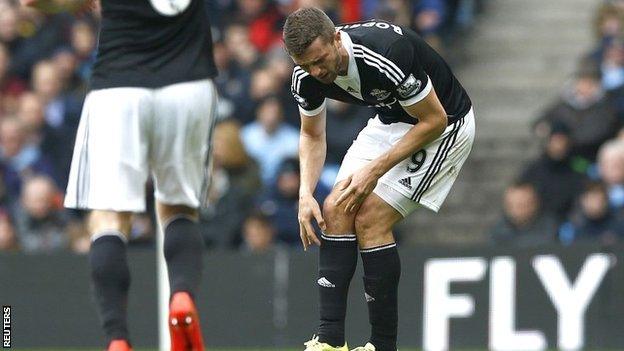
[370,89,391,100]
[397,74,422,98]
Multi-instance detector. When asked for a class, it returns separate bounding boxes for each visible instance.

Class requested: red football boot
[106,339,132,351]
[169,291,205,351]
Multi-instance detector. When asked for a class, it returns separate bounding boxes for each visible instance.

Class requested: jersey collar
[334,31,363,100]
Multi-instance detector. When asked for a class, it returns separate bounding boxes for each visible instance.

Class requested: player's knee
[322,195,341,223]
[322,194,357,234]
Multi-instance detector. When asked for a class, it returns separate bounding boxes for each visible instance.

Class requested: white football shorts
[65,79,217,212]
[335,108,475,217]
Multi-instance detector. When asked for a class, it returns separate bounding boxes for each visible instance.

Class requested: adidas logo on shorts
[317,277,336,288]
[365,292,376,302]
[398,177,412,189]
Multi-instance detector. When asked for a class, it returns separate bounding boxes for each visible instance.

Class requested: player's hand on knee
[297,194,325,251]
[335,168,380,213]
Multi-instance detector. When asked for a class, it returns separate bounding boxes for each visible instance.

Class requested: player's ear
[333,31,341,48]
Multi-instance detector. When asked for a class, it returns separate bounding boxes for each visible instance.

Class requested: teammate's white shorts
[335,108,475,217]
[64,79,218,212]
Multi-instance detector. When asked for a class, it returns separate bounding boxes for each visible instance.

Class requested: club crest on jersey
[292,92,309,108]
[150,0,191,16]
[370,89,391,101]
[397,74,421,98]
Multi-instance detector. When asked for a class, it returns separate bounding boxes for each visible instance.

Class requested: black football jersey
[91,0,217,89]
[291,20,471,125]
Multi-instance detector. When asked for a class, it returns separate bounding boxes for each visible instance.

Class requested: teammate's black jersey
[291,20,471,125]
[91,0,217,90]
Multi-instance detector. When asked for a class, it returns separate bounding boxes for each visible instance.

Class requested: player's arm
[299,107,327,202]
[371,37,448,174]
[369,88,447,177]
[20,0,91,13]
[336,37,447,212]
[335,89,447,212]
[291,68,328,249]
[297,106,328,250]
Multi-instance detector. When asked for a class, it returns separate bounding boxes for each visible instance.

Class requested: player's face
[293,35,341,84]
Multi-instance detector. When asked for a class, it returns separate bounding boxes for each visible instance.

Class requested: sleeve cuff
[299,99,327,116]
[399,76,432,107]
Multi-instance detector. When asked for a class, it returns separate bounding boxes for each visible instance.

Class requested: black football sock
[164,215,203,298]
[89,233,131,342]
[361,243,401,351]
[317,233,358,347]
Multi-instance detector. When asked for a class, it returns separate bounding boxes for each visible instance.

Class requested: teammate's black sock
[318,233,358,347]
[89,233,131,342]
[164,216,203,298]
[361,243,401,351]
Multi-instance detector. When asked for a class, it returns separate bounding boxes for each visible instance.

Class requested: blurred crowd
[0,0,483,254]
[490,0,624,247]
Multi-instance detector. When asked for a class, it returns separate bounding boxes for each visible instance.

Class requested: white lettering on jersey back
[149,0,191,16]
[336,21,403,35]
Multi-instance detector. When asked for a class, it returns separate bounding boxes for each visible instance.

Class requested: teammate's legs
[87,210,133,345]
[315,180,358,348]
[156,203,203,298]
[157,202,205,350]
[65,88,152,349]
[354,195,403,351]
[150,79,215,300]
[150,79,216,349]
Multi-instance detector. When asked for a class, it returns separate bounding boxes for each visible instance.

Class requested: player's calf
[359,242,400,351]
[353,196,402,351]
[163,214,203,297]
[311,184,359,347]
[89,232,131,345]
[316,232,357,347]
[162,210,205,351]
